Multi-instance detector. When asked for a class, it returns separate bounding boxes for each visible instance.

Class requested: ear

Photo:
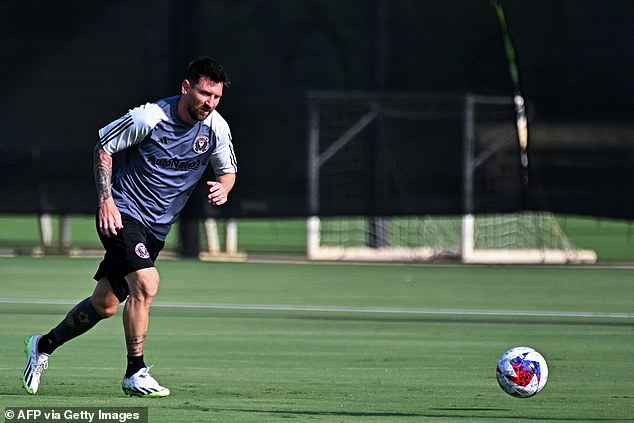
[181,79,191,95]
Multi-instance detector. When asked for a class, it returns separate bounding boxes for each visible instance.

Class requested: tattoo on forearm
[94,146,113,202]
[126,334,147,356]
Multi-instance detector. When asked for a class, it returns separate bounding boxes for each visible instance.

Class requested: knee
[91,278,122,318]
[91,298,119,318]
[128,268,160,303]
[96,303,119,318]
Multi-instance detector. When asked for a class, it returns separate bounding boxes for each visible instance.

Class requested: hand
[98,198,123,236]
[207,181,228,206]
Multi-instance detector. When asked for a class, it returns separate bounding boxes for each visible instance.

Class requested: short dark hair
[185,56,230,86]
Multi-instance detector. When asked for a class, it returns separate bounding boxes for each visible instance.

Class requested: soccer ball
[496,346,548,398]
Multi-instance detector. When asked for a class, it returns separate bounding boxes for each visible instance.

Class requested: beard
[188,104,212,122]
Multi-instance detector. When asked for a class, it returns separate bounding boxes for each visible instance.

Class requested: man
[22,57,237,397]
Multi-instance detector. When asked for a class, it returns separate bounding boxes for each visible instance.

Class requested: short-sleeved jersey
[98,95,237,241]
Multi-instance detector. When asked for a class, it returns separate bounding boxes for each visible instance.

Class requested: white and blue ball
[496,346,548,398]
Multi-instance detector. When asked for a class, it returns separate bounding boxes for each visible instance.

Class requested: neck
[176,96,195,125]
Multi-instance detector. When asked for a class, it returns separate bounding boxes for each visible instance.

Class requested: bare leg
[119,267,170,397]
[123,267,160,359]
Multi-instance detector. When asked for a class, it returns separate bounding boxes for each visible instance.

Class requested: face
[179,76,223,124]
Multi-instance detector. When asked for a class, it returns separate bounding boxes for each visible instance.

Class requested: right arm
[94,103,166,236]
[94,143,122,236]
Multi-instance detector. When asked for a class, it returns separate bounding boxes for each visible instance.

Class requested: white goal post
[459,213,596,264]
[306,91,596,264]
[306,213,596,264]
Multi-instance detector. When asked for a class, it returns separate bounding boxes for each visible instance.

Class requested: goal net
[306,91,596,264]
[307,213,595,264]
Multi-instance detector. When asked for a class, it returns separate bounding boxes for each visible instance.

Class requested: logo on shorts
[135,243,150,259]
[193,135,210,154]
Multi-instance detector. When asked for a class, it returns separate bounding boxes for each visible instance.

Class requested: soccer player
[22,57,237,397]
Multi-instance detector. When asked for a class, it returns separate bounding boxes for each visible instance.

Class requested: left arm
[207,173,236,206]
[207,111,237,206]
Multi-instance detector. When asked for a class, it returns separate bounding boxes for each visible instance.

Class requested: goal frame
[306,91,596,264]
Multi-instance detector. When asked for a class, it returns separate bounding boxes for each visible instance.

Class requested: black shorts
[93,213,165,302]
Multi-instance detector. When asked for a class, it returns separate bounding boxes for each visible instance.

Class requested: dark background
[1,0,632,219]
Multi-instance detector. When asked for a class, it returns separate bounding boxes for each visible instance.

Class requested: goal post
[307,213,595,264]
[459,213,596,264]
[306,91,596,264]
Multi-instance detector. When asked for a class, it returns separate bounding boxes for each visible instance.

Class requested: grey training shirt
[98,95,237,240]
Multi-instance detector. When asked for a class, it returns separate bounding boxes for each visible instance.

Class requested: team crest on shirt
[193,135,210,154]
[135,243,150,259]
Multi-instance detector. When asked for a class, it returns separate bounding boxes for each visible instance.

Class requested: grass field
[1,256,632,422]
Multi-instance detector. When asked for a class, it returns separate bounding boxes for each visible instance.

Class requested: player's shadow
[220,407,630,421]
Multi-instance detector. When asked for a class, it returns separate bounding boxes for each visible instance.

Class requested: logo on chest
[193,135,210,154]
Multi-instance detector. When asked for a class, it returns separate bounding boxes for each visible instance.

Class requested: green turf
[1,257,632,422]
[558,216,634,262]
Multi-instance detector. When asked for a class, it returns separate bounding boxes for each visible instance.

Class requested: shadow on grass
[214,407,629,421]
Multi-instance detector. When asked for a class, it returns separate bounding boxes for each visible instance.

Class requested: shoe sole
[122,387,170,398]
[22,336,37,395]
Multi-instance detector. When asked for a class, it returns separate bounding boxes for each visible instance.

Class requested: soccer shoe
[122,367,170,398]
[22,334,49,395]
